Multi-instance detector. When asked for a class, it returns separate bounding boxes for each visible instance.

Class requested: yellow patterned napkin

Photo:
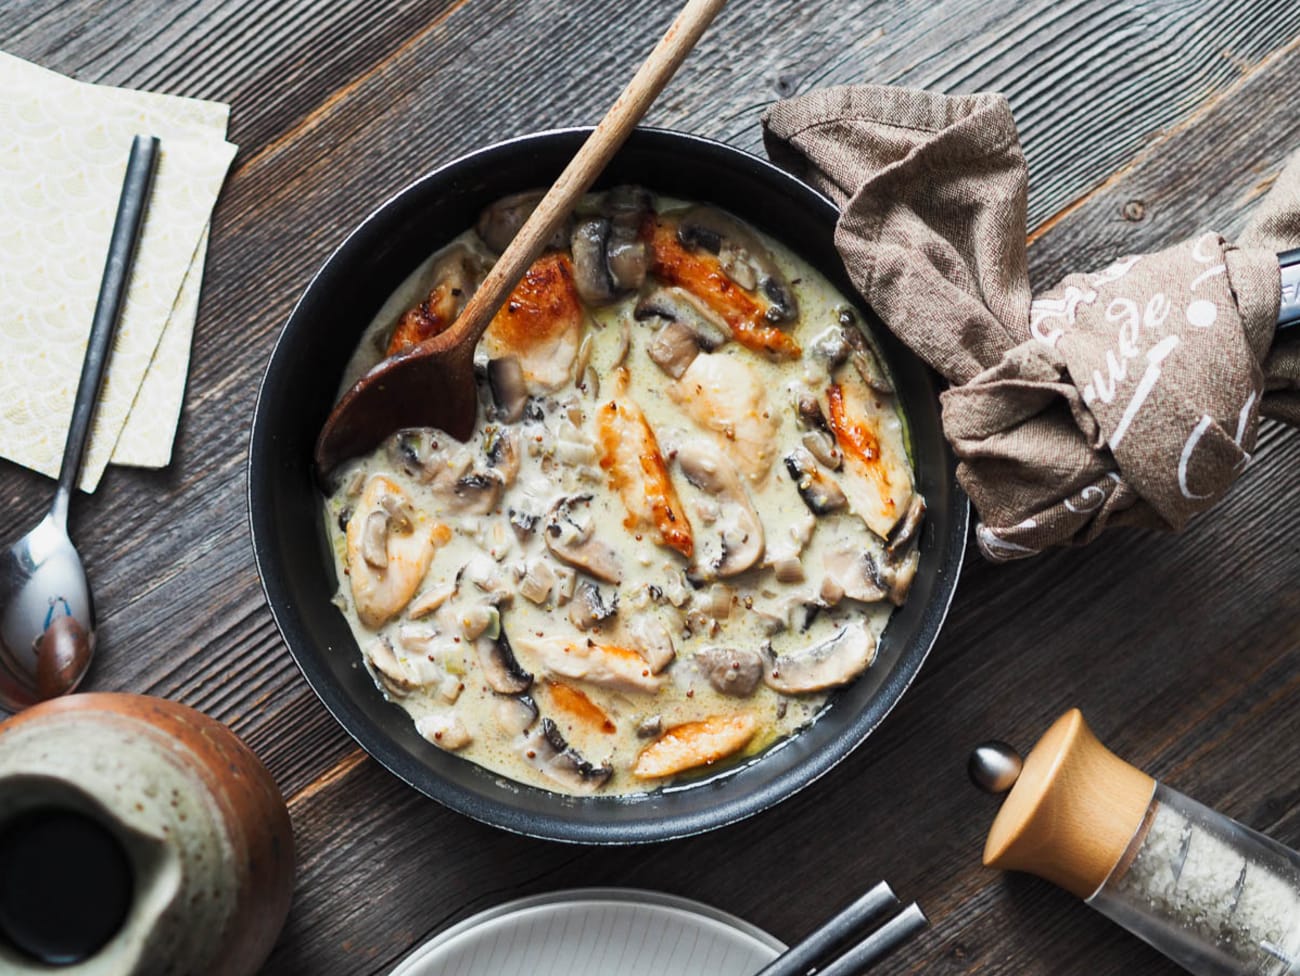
[0,53,237,491]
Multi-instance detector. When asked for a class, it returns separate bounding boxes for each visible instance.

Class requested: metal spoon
[0,134,160,712]
[313,0,728,476]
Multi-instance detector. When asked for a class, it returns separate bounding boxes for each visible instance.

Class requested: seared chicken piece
[669,352,780,483]
[517,637,664,694]
[633,714,758,779]
[824,371,914,539]
[346,476,449,628]
[481,252,585,392]
[596,367,694,559]
[386,244,484,356]
[643,216,801,359]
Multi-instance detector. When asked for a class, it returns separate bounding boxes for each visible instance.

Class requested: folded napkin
[0,53,237,491]
[763,86,1300,560]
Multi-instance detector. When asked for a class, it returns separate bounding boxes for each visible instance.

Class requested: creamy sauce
[321,191,923,796]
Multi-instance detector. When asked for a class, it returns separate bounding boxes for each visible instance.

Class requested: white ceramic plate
[389,888,784,976]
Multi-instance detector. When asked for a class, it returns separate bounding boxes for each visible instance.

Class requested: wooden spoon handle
[431,0,728,354]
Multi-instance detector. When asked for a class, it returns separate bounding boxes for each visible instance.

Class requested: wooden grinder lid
[982,709,1156,898]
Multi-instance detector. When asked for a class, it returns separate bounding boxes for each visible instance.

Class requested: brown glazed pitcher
[0,693,294,974]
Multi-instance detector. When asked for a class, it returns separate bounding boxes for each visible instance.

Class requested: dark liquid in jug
[0,807,133,964]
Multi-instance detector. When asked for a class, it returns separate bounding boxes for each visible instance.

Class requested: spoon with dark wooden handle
[314,0,728,477]
[0,134,159,711]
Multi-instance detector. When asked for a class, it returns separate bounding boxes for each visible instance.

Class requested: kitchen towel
[763,85,1300,560]
[0,52,237,491]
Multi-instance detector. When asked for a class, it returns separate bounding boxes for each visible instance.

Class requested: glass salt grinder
[970,709,1300,975]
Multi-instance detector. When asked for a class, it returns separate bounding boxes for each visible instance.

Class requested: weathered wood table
[4,2,1299,973]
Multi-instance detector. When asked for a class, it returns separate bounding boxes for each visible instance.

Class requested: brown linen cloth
[762,86,1300,560]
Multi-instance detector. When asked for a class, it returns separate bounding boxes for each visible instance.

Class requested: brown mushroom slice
[365,636,418,697]
[645,321,702,379]
[596,368,694,560]
[495,693,540,736]
[385,243,487,356]
[543,495,623,584]
[486,357,529,423]
[887,494,927,557]
[484,426,521,486]
[481,252,585,393]
[633,714,759,780]
[474,628,533,695]
[676,443,765,580]
[694,645,764,698]
[675,206,800,324]
[634,286,730,350]
[476,190,573,254]
[346,476,447,629]
[784,447,848,516]
[452,471,504,516]
[881,547,920,606]
[764,622,878,694]
[567,580,618,632]
[810,314,895,395]
[519,637,663,694]
[668,352,780,483]
[823,364,915,539]
[822,544,889,605]
[569,187,653,305]
[523,718,613,793]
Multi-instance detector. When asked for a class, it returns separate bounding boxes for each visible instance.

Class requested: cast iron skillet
[249,128,968,844]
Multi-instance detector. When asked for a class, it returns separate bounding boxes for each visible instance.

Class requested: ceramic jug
[0,693,294,974]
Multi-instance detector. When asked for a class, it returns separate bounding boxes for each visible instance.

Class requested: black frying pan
[248,128,968,843]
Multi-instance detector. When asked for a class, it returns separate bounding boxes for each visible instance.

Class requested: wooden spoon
[314,0,729,477]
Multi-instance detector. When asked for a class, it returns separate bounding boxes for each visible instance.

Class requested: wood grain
[2,2,1299,974]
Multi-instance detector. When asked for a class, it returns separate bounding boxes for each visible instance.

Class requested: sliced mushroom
[887,494,927,557]
[676,206,799,323]
[360,510,390,568]
[543,495,623,584]
[484,427,520,485]
[486,357,528,423]
[822,545,889,605]
[881,547,920,606]
[600,184,651,291]
[571,218,617,304]
[520,637,663,694]
[764,622,878,694]
[627,616,676,673]
[475,628,533,695]
[677,443,765,580]
[476,190,572,254]
[454,471,504,516]
[366,636,417,697]
[784,447,848,515]
[646,321,702,379]
[694,645,764,698]
[495,693,540,736]
[634,286,729,350]
[523,718,613,793]
[568,580,618,631]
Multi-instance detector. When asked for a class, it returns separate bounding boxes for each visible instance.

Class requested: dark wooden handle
[52,134,160,521]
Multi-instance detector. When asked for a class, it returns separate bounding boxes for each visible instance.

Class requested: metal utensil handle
[51,134,161,523]
[812,902,929,976]
[753,882,900,976]
[1279,249,1300,331]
